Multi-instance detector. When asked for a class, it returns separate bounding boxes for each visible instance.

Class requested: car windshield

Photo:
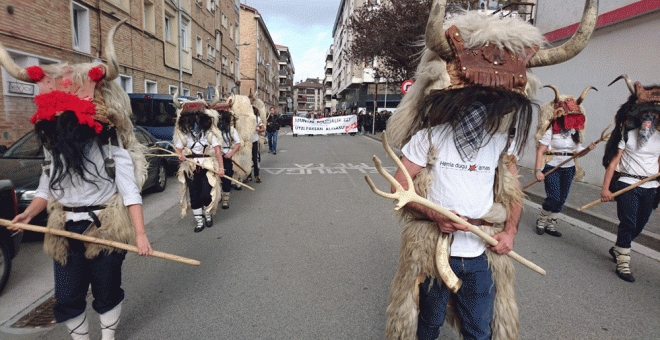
[2,131,44,159]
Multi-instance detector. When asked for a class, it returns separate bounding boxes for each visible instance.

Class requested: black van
[129,93,195,169]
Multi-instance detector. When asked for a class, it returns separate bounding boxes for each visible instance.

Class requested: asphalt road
[3,132,660,339]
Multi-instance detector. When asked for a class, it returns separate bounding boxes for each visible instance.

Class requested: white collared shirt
[35,144,142,221]
[539,129,585,167]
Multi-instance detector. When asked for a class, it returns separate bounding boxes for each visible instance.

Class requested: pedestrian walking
[534,85,597,237]
[382,2,596,338]
[601,75,660,283]
[4,20,153,340]
[216,107,241,209]
[173,94,225,233]
[247,105,265,183]
[266,107,281,154]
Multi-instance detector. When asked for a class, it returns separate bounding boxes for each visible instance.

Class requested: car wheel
[154,162,167,192]
[0,239,11,295]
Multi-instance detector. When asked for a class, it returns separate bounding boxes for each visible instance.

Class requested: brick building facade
[0,0,241,146]
[239,4,279,110]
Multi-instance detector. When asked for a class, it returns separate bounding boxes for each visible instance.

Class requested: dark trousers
[221,157,234,192]
[266,131,278,152]
[615,181,656,248]
[54,220,126,323]
[251,141,260,177]
[417,253,494,340]
[542,164,575,213]
[186,168,212,209]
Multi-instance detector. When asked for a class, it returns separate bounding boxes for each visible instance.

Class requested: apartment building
[276,45,294,114]
[0,0,242,146]
[323,46,334,113]
[294,78,323,114]
[239,4,279,110]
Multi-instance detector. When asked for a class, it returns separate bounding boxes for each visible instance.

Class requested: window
[230,60,234,74]
[215,31,221,52]
[222,55,228,70]
[116,75,133,93]
[164,16,172,41]
[207,44,216,62]
[221,12,227,28]
[143,1,155,33]
[197,92,203,99]
[205,85,214,100]
[196,36,203,57]
[2,51,58,98]
[182,88,190,96]
[181,18,190,50]
[234,22,239,41]
[207,0,217,14]
[145,80,157,93]
[229,24,234,41]
[169,85,179,95]
[71,1,90,53]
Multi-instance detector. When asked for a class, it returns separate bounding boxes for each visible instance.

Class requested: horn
[576,86,598,105]
[104,18,128,81]
[527,0,599,68]
[209,86,221,107]
[0,42,34,83]
[608,74,635,95]
[173,91,182,109]
[543,85,561,102]
[425,0,453,60]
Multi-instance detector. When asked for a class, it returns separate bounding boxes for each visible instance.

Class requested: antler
[365,133,546,276]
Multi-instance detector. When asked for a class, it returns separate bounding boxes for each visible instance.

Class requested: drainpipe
[178,0,183,91]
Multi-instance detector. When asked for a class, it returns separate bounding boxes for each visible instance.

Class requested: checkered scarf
[454,101,489,162]
[638,113,658,149]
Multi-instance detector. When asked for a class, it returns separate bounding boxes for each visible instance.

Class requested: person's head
[270,107,276,115]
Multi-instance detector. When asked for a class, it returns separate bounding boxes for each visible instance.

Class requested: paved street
[1,132,660,339]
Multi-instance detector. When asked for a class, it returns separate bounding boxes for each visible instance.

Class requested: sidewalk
[363,131,660,252]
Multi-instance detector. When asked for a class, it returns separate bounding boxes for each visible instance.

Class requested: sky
[240,0,341,84]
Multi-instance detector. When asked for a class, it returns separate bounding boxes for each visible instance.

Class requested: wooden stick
[364,134,546,276]
[151,147,255,191]
[0,219,200,266]
[522,121,614,190]
[578,172,660,211]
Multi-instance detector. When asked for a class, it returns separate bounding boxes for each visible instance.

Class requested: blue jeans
[615,181,656,248]
[417,253,494,340]
[542,164,575,213]
[266,131,278,152]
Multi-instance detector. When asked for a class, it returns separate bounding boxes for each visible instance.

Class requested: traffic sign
[401,80,414,94]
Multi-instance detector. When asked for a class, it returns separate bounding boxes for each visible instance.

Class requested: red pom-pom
[88,67,105,82]
[26,66,45,82]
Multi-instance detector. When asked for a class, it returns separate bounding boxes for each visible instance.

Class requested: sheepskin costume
[0,20,148,265]
[535,85,595,181]
[226,94,257,181]
[383,1,598,338]
[174,99,224,217]
[253,97,268,149]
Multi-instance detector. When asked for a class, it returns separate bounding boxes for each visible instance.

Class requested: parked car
[279,111,295,127]
[0,179,23,295]
[0,127,168,226]
[129,93,196,171]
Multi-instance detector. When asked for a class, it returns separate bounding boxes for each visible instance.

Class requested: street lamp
[372,75,379,135]
[235,42,250,48]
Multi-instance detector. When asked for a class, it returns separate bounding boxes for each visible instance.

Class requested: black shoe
[233,184,242,191]
[609,247,617,263]
[204,216,213,228]
[273,151,277,155]
[545,228,562,237]
[194,224,204,233]
[246,176,253,182]
[615,269,635,282]
[255,176,261,183]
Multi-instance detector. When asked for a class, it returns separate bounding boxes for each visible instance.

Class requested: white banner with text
[293,115,358,135]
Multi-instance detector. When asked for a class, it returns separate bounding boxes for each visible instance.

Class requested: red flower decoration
[31,91,101,134]
[26,66,45,82]
[88,67,105,82]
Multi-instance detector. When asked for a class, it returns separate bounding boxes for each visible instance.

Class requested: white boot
[193,208,204,233]
[610,246,635,282]
[535,210,550,235]
[221,192,230,209]
[203,206,213,228]
[99,302,121,340]
[545,213,562,237]
[65,312,89,340]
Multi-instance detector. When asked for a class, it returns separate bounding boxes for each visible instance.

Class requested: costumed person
[534,85,597,237]
[601,75,660,283]
[4,19,152,340]
[223,93,258,189]
[215,105,241,209]
[266,107,280,154]
[246,104,265,183]
[173,89,224,233]
[383,1,598,339]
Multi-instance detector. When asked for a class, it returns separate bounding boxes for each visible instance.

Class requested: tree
[344,0,486,83]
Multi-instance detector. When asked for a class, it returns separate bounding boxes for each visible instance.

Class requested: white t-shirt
[220,127,241,154]
[539,129,585,167]
[402,125,516,257]
[252,117,263,143]
[617,130,660,189]
[175,131,220,165]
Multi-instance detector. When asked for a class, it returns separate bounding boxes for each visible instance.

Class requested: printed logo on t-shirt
[437,161,492,173]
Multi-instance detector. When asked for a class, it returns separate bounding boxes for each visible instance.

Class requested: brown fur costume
[226,94,257,181]
[0,20,148,265]
[384,1,598,338]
